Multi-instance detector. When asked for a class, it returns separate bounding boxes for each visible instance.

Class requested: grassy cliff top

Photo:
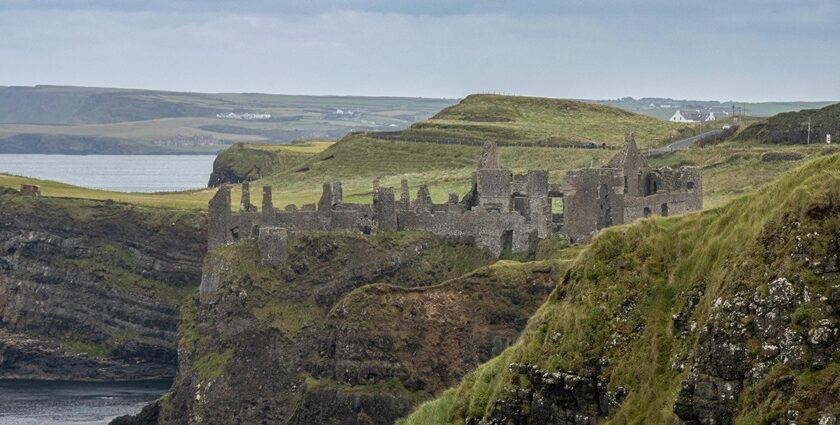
[400,151,840,424]
[401,94,722,149]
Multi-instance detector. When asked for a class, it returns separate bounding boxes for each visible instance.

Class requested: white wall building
[669,110,716,123]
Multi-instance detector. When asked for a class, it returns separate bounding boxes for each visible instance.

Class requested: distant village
[152,134,218,147]
[216,112,272,120]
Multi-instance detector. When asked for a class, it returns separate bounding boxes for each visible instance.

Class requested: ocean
[0,379,171,425]
[0,154,216,193]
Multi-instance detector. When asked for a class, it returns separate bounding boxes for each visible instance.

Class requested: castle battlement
[207,136,703,265]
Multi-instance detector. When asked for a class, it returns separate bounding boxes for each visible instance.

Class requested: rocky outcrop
[207,143,288,187]
[0,189,205,380]
[116,232,560,424]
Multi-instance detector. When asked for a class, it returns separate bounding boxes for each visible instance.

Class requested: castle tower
[475,141,512,212]
[478,141,500,169]
[399,179,410,210]
[318,183,333,211]
[208,185,233,249]
[374,187,397,231]
[240,182,256,212]
[262,185,274,223]
[332,182,343,205]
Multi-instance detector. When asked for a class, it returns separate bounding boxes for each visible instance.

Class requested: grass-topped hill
[738,102,840,144]
[400,151,840,424]
[400,94,722,149]
[207,139,333,186]
[3,94,831,213]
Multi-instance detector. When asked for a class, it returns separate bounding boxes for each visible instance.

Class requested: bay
[0,379,171,425]
[0,154,216,193]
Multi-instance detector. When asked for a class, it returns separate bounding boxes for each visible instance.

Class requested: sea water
[0,154,216,193]
[0,379,172,425]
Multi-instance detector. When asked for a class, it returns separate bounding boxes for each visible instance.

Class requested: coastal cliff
[115,232,564,424]
[0,188,206,380]
[399,152,840,424]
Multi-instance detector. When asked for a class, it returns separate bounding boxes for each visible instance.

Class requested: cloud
[0,1,838,101]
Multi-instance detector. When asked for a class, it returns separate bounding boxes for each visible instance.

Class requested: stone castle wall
[208,136,704,264]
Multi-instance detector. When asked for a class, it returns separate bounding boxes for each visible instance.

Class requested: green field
[2,94,834,216]
[0,85,457,154]
[0,96,836,220]
[592,97,837,120]
[401,94,731,148]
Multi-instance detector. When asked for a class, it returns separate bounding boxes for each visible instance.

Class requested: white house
[669,110,716,123]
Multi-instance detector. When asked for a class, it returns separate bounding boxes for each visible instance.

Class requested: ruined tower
[475,141,512,212]
[208,185,233,249]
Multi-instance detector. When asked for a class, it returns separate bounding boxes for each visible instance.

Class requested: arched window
[643,207,652,218]
[661,203,669,216]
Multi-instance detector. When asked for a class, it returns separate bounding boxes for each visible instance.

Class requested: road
[649,128,727,154]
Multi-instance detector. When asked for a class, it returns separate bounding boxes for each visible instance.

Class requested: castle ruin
[207,135,702,264]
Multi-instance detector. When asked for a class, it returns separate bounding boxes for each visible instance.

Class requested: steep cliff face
[0,189,206,380]
[399,153,840,424]
[117,232,563,424]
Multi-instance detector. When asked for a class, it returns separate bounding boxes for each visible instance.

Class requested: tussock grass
[396,389,457,425]
[401,152,840,424]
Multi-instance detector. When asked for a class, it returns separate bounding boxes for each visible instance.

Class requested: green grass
[0,173,215,209]
[737,102,840,144]
[401,151,840,424]
[649,141,837,208]
[64,340,109,358]
[192,349,234,380]
[252,300,321,339]
[395,389,457,425]
[401,94,725,149]
[304,375,432,403]
[1,95,830,220]
[5,135,830,218]
[209,139,334,185]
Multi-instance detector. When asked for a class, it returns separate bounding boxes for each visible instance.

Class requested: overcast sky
[1,0,838,101]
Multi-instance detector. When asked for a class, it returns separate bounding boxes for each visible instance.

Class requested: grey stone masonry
[562,134,702,242]
[206,135,702,265]
[257,226,288,269]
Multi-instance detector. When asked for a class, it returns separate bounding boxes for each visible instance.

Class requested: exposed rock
[0,191,205,380]
[118,233,559,424]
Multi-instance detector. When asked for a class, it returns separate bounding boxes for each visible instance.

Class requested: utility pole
[807,117,812,145]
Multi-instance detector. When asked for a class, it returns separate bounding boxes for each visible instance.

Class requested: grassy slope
[399,152,840,424]
[4,134,832,215]
[2,95,831,216]
[650,142,838,208]
[402,94,725,149]
[738,102,840,144]
[209,140,334,185]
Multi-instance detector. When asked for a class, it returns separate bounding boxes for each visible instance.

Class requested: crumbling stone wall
[206,136,703,266]
[562,134,703,242]
[257,227,288,269]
